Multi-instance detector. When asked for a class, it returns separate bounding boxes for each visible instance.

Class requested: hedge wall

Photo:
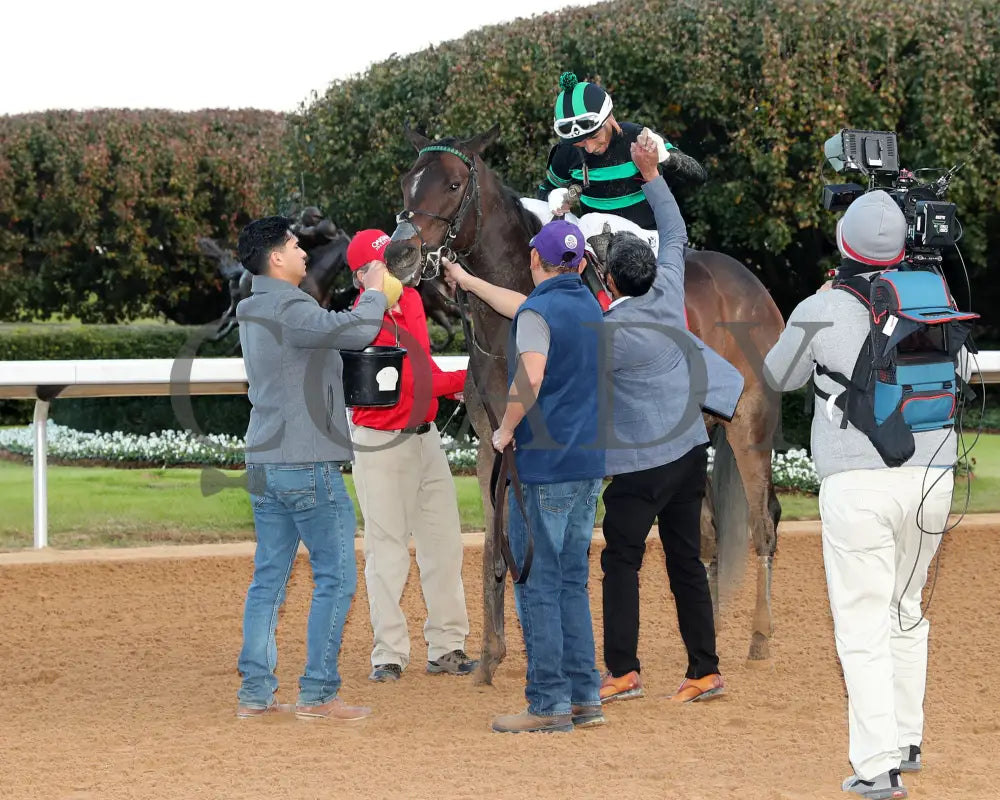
[280,0,1000,326]
[0,109,287,325]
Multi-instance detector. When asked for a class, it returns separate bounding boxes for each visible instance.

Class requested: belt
[400,422,432,435]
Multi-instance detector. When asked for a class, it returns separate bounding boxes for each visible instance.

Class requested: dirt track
[2,525,998,800]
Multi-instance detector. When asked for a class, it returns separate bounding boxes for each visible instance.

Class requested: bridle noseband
[395,145,482,280]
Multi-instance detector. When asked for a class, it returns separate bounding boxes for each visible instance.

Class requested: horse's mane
[426,137,543,242]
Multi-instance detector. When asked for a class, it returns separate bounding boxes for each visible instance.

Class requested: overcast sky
[2,0,603,115]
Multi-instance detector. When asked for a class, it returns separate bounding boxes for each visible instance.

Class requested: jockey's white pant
[351,422,470,668]
[519,199,659,253]
[818,466,954,780]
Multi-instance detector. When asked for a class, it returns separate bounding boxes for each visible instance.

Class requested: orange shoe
[599,670,644,703]
[670,673,724,703]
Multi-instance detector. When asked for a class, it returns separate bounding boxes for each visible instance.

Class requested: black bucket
[341,345,407,407]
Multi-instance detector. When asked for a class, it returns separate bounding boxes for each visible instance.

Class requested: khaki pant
[352,423,469,668]
[819,466,953,780]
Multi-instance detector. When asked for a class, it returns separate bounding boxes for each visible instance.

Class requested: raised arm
[281,290,388,349]
[441,257,527,320]
[633,132,688,327]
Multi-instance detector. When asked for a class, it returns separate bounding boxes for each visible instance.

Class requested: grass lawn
[0,433,996,550]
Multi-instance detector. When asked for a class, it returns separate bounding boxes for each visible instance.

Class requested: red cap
[347,229,391,271]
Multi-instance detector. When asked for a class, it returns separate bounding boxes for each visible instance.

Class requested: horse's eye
[449,182,461,191]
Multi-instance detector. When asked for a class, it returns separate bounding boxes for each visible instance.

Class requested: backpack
[814,269,978,467]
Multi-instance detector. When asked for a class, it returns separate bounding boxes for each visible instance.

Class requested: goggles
[553,94,613,140]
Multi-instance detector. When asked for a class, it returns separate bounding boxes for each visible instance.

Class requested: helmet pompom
[559,72,579,91]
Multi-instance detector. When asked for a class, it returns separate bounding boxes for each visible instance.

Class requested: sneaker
[599,670,644,703]
[842,769,907,799]
[236,701,293,719]
[369,663,403,682]
[570,704,606,728]
[427,649,479,676]
[899,745,921,773]
[491,710,573,733]
[295,697,372,721]
[669,673,724,703]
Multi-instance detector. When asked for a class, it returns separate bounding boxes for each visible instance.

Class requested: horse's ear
[463,123,501,156]
[403,124,431,152]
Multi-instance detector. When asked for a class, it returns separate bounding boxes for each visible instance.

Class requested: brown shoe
[491,710,573,733]
[670,673,724,703]
[599,670,644,703]
[570,705,607,728]
[295,697,372,721]
[236,702,293,719]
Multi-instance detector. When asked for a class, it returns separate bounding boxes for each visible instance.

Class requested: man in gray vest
[598,132,744,705]
[234,215,389,721]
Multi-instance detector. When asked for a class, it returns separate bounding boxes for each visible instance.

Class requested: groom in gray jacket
[598,133,744,705]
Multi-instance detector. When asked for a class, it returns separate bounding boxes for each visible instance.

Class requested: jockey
[535,72,707,253]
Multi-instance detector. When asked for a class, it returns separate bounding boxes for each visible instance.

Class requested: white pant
[818,466,954,780]
[352,423,469,668]
[518,199,659,252]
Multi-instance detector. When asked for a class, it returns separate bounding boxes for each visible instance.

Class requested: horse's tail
[710,424,750,606]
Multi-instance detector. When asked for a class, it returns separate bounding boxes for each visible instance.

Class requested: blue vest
[508,273,606,484]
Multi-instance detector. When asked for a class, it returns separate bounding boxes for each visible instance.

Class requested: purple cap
[529,219,585,268]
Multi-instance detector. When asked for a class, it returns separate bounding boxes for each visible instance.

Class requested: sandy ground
[2,524,998,800]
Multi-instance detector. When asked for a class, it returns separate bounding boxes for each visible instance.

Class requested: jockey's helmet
[552,72,613,144]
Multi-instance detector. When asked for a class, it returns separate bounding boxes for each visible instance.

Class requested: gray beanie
[836,190,906,267]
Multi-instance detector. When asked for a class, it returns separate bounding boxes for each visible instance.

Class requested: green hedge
[280,0,1000,327]
[0,109,286,325]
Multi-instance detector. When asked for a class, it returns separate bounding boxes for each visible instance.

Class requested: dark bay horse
[384,125,785,683]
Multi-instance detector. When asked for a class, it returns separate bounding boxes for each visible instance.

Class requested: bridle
[394,145,482,281]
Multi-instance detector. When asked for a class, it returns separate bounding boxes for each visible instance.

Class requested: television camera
[822,129,965,270]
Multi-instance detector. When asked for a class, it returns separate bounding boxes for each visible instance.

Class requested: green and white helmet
[552,72,613,143]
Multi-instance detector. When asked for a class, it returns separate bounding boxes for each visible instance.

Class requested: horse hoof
[747,632,771,662]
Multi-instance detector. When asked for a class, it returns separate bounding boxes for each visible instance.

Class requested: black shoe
[368,663,402,682]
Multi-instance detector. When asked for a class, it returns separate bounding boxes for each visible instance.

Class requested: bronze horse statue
[200,217,463,352]
[384,125,786,684]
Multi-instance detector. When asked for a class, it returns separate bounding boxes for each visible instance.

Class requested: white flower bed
[0,422,482,472]
[0,424,818,491]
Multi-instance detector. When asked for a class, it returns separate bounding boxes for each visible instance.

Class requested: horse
[383,125,786,684]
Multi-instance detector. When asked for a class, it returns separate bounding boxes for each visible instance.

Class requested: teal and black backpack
[814,269,978,467]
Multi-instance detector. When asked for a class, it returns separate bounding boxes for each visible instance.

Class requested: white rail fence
[1,353,996,549]
[0,357,468,549]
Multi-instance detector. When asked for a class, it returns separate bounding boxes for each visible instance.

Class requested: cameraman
[763,191,959,799]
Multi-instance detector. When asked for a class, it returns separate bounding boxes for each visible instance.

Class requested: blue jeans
[238,462,357,707]
[508,478,602,716]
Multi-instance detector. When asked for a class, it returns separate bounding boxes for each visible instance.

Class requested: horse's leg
[466,394,506,685]
[725,417,779,662]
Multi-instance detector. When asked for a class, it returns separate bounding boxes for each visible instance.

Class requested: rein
[454,287,533,585]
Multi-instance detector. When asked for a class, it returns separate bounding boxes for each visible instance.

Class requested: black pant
[601,443,719,680]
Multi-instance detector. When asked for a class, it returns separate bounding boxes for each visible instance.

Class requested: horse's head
[385,124,500,286]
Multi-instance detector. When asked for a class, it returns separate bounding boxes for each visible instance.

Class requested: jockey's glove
[548,187,571,215]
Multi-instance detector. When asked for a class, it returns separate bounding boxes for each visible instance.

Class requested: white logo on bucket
[376,366,399,392]
[564,234,578,249]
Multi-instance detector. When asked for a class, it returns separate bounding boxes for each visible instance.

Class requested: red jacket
[351,287,466,431]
